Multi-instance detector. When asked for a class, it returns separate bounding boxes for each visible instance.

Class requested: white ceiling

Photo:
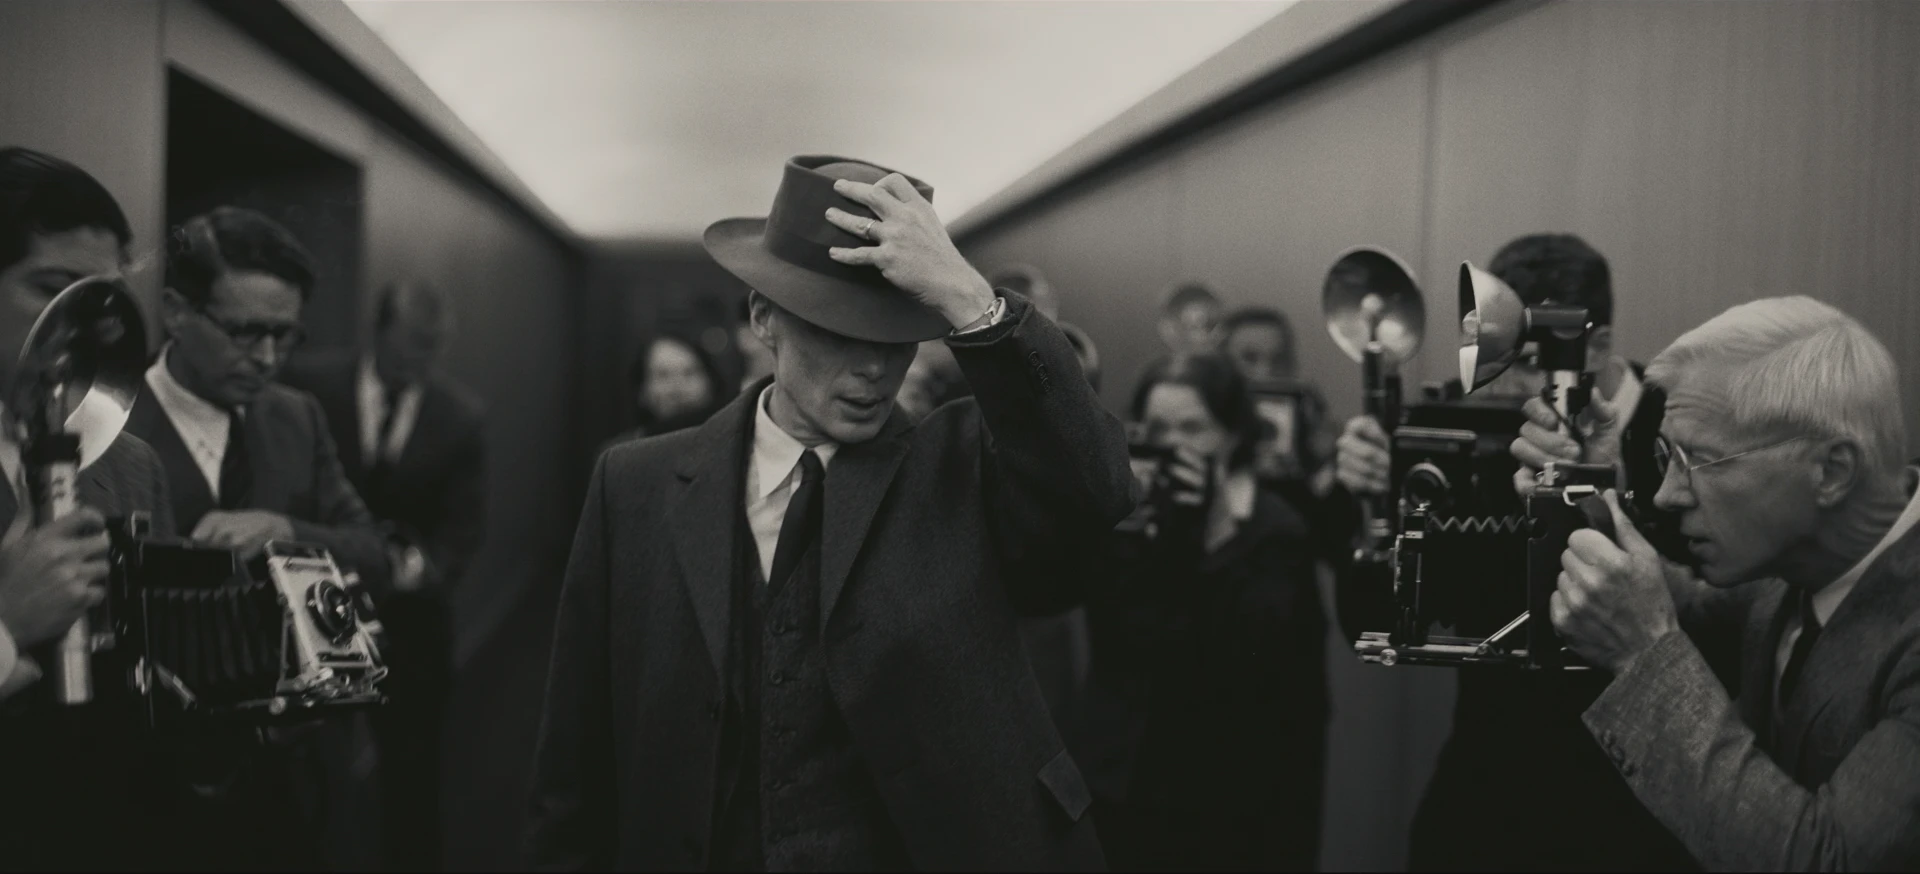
[341,0,1291,241]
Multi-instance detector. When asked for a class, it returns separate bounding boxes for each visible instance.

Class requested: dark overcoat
[527,294,1133,871]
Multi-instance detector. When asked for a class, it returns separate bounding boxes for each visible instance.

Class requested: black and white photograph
[1,0,1917,871]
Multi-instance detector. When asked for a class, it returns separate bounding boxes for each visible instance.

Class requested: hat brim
[704,217,952,344]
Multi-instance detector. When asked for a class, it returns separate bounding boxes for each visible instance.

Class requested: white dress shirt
[745,385,839,583]
[358,356,423,466]
[145,349,233,501]
[1776,466,1920,687]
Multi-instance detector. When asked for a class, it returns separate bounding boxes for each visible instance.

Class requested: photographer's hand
[1334,415,1391,496]
[0,508,110,649]
[1551,490,1680,674]
[192,510,296,560]
[1511,391,1624,497]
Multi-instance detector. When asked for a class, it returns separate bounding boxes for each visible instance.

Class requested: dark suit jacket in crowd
[1585,521,1920,871]
[280,349,488,593]
[1074,484,1328,868]
[0,431,177,869]
[527,293,1133,871]
[125,380,391,595]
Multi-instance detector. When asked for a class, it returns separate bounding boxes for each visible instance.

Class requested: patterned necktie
[1779,587,1822,704]
[767,449,824,589]
[219,408,252,510]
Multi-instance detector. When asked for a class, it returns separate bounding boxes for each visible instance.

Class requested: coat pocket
[1037,749,1092,823]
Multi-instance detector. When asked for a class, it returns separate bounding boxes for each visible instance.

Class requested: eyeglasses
[1652,435,1806,490]
[194,308,305,352]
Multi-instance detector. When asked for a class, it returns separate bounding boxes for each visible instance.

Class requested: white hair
[1646,295,1906,479]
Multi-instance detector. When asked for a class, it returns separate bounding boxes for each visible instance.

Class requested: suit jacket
[527,294,1132,871]
[1584,524,1920,871]
[280,350,488,593]
[0,431,176,868]
[124,380,392,595]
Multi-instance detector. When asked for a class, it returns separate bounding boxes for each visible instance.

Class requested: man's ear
[746,290,776,352]
[158,287,190,337]
[1813,438,1866,509]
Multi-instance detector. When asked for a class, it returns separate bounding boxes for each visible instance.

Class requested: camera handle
[1356,344,1403,564]
[27,431,98,705]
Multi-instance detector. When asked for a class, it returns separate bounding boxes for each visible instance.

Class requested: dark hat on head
[705,155,952,344]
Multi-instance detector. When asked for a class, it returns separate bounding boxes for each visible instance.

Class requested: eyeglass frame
[190,305,306,353]
[1653,434,1808,490]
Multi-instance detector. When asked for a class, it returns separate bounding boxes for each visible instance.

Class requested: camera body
[106,516,386,728]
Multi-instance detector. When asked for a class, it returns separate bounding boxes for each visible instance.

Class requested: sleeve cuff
[946,291,1027,347]
[1583,629,1720,772]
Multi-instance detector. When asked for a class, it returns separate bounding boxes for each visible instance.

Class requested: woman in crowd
[623,332,724,440]
[1074,354,1330,872]
[1219,306,1350,565]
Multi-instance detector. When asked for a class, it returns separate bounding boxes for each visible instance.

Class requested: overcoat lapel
[818,411,913,637]
[1741,582,1789,750]
[669,389,756,681]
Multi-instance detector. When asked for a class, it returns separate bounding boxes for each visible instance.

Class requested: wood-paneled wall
[960,2,1920,869]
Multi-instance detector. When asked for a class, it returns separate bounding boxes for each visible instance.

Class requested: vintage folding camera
[108,518,387,727]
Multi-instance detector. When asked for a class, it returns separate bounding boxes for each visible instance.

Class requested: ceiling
[341,0,1291,242]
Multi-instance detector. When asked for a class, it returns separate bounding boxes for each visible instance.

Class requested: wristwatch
[952,295,1007,336]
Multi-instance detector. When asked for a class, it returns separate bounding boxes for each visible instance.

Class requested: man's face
[1159,301,1222,355]
[1223,323,1288,383]
[755,299,915,445]
[1651,364,1820,586]
[640,337,714,422]
[0,227,121,387]
[164,270,304,408]
[374,307,447,389]
[1469,325,1614,398]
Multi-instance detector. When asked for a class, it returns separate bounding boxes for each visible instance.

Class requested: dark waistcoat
[710,505,907,872]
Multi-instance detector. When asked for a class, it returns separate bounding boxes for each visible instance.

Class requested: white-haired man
[1550,296,1920,870]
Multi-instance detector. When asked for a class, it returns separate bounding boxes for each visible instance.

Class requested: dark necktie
[370,384,404,482]
[219,409,252,510]
[767,449,824,589]
[1779,587,1823,704]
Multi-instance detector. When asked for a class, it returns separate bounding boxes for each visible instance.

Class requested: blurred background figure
[1076,353,1328,872]
[1156,282,1224,356]
[734,295,776,393]
[130,205,391,871]
[1218,306,1341,562]
[622,331,724,441]
[281,278,489,873]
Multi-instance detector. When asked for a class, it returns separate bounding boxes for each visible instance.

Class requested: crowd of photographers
[0,146,484,871]
[3,131,1918,873]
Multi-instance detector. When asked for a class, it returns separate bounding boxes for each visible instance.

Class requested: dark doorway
[165,68,364,351]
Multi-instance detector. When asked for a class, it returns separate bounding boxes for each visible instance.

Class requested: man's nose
[1652,464,1692,512]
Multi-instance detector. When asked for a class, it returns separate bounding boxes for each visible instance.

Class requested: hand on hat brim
[827,175,995,330]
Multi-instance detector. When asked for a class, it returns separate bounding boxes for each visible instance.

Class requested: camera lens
[307,581,357,645]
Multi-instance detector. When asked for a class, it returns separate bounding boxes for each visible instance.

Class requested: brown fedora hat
[705,155,953,344]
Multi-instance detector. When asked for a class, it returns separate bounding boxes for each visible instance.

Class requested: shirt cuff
[950,295,1006,337]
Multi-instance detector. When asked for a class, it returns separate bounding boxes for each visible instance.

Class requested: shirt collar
[1817,465,1920,624]
[145,345,231,423]
[1221,468,1256,523]
[751,383,837,499]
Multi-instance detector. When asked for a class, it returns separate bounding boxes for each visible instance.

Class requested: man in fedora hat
[528,155,1132,871]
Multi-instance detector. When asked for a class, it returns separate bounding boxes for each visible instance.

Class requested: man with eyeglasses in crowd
[124,205,390,870]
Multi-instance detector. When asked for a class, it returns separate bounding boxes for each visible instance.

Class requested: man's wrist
[937,274,997,329]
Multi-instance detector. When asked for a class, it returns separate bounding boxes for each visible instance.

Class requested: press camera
[111,520,387,727]
[15,277,386,719]
[1322,247,1677,670]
